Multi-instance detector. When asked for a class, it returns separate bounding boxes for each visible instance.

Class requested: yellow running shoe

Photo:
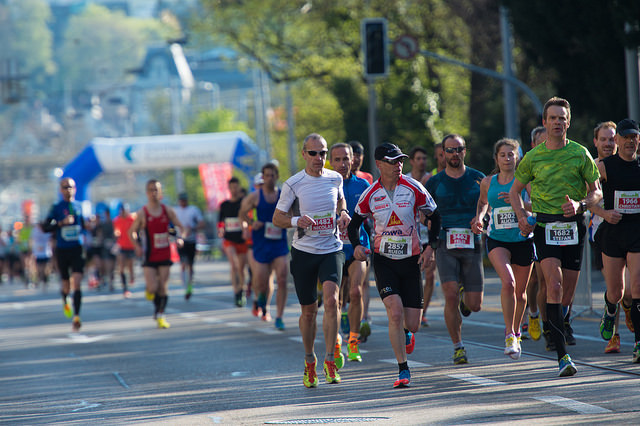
[63,301,72,319]
[347,339,362,362]
[145,290,155,301]
[323,360,341,384]
[334,334,344,369]
[157,317,171,329]
[528,314,542,341]
[605,334,621,353]
[622,302,634,333]
[303,360,318,388]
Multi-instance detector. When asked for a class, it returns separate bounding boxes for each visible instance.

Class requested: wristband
[338,209,349,215]
[291,216,300,227]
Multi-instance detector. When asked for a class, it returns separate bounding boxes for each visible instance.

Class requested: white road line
[179,312,198,318]
[449,373,505,386]
[226,322,248,328]
[463,319,602,343]
[113,372,130,389]
[380,359,432,368]
[534,396,611,414]
[202,317,223,324]
[257,328,281,335]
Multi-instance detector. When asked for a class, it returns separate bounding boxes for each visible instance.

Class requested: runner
[42,178,86,332]
[174,192,205,300]
[590,118,640,362]
[30,222,53,291]
[99,208,116,291]
[510,96,601,377]
[273,133,350,387]
[329,143,370,362]
[129,179,184,329]
[113,203,136,298]
[349,142,439,387]
[239,163,289,329]
[472,138,534,360]
[425,134,485,365]
[218,177,249,307]
[349,141,374,184]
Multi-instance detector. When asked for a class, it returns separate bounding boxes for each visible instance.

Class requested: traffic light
[362,18,388,78]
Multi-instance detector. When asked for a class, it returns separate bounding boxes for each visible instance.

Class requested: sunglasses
[381,158,404,165]
[62,185,75,189]
[306,150,328,157]
[444,146,466,153]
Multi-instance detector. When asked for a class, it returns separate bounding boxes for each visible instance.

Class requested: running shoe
[347,339,362,362]
[72,315,82,332]
[234,291,246,307]
[633,342,640,364]
[393,369,411,388]
[185,282,193,301]
[323,360,341,384]
[543,323,556,351]
[564,320,576,346]
[63,299,72,319]
[359,320,371,342]
[123,290,132,299]
[421,315,429,327]
[303,360,318,388]
[145,290,154,301]
[252,301,261,317]
[528,314,542,341]
[558,354,577,377]
[521,322,529,340]
[275,317,285,331]
[605,334,621,353]
[504,334,518,357]
[262,312,272,322]
[405,331,415,355]
[459,286,471,317]
[622,302,634,333]
[453,347,468,364]
[340,312,350,335]
[334,334,344,369]
[511,335,522,360]
[157,316,171,329]
[599,309,617,341]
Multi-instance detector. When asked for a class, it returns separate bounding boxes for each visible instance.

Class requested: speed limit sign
[393,35,419,60]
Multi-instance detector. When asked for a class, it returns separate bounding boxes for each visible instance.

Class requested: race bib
[614,190,640,214]
[339,228,351,244]
[264,222,284,240]
[545,221,578,246]
[306,211,335,236]
[493,206,518,230]
[224,217,242,232]
[154,232,170,248]
[379,235,410,259]
[446,228,474,249]
[60,225,81,242]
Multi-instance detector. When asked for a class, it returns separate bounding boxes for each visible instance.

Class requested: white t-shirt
[276,168,344,254]
[31,226,53,259]
[174,205,204,242]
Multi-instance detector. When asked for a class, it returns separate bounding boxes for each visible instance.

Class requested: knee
[387,308,404,326]
[349,284,362,302]
[467,300,482,312]
[607,287,623,304]
[300,306,318,322]
[323,292,339,310]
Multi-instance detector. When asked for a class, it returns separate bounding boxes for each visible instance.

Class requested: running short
[290,247,344,306]
[589,239,603,270]
[434,239,484,292]
[595,222,640,258]
[342,256,369,277]
[86,247,102,259]
[35,257,51,266]
[56,246,85,280]
[486,237,535,267]
[119,249,136,259]
[253,241,289,264]
[533,213,586,271]
[372,253,423,309]
[143,259,172,268]
[223,239,249,255]
[178,241,197,265]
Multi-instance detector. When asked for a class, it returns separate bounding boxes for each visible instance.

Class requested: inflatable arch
[62,131,262,201]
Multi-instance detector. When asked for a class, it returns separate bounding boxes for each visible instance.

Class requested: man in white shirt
[174,192,205,300]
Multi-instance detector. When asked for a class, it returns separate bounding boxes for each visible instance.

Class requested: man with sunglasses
[273,133,351,388]
[349,143,440,388]
[425,134,485,365]
[43,178,86,332]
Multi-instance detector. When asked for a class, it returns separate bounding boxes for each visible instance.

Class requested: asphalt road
[1,260,639,425]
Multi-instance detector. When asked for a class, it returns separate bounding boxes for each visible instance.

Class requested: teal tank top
[486,175,526,243]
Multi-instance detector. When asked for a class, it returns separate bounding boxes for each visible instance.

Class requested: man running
[113,203,136,298]
[43,178,86,332]
[129,179,183,329]
[349,141,374,185]
[425,134,485,365]
[239,163,289,330]
[510,97,601,377]
[273,133,350,388]
[174,192,205,300]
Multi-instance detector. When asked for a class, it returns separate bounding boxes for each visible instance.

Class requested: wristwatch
[579,201,587,214]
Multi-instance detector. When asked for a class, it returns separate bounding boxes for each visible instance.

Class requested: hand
[603,209,622,225]
[497,191,511,204]
[353,245,371,261]
[297,215,316,229]
[418,246,434,270]
[252,220,264,230]
[517,215,534,235]
[63,215,75,225]
[562,194,579,217]
[337,211,351,231]
[471,217,483,235]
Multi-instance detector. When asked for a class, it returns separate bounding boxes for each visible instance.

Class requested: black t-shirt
[602,154,640,224]
[219,199,245,243]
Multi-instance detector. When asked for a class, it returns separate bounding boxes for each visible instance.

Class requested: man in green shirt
[509,97,601,377]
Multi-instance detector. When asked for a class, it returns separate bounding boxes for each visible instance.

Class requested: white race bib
[339,228,350,244]
[306,211,335,236]
[446,228,474,249]
[544,221,578,246]
[61,225,81,242]
[224,217,242,233]
[493,206,518,230]
[379,235,410,259]
[614,190,640,214]
[264,222,283,240]
[154,232,170,248]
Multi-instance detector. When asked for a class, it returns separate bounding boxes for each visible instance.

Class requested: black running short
[56,246,85,280]
[178,241,197,265]
[486,237,535,267]
[595,221,640,258]
[372,253,423,309]
[290,247,344,306]
[533,213,586,271]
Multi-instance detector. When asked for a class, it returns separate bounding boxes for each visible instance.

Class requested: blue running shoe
[340,312,350,335]
[393,369,411,388]
[558,354,577,377]
[405,331,415,355]
[275,317,285,331]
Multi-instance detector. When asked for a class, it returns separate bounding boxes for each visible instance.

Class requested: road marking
[257,328,280,335]
[380,359,431,367]
[449,373,505,386]
[202,317,223,324]
[179,312,198,318]
[113,372,130,389]
[51,334,113,344]
[534,396,611,414]
[226,322,248,328]
[71,400,101,412]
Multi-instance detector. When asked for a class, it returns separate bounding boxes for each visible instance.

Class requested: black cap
[617,118,640,136]
[178,192,188,201]
[374,143,409,161]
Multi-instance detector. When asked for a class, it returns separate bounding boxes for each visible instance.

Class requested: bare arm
[472,176,491,234]
[509,177,534,235]
[238,192,259,228]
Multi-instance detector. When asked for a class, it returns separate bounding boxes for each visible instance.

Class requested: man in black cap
[349,142,440,388]
[174,192,205,300]
[590,118,640,363]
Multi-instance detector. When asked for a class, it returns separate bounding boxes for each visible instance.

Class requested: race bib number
[306,211,335,236]
[339,228,351,244]
[614,190,640,214]
[446,228,474,249]
[264,222,283,240]
[60,225,81,242]
[493,206,518,229]
[379,235,410,259]
[154,232,169,248]
[224,217,242,232]
[545,222,578,246]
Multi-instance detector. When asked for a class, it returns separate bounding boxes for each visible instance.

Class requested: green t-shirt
[514,139,600,215]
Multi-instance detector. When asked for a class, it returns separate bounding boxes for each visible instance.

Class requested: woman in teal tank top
[472,139,535,360]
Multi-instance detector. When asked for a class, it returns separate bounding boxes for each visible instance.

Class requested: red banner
[198,162,232,211]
